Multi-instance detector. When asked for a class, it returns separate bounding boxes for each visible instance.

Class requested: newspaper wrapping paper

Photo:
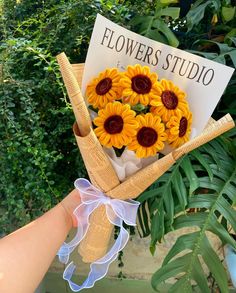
[57,53,121,263]
[56,53,91,136]
[57,60,235,265]
[57,178,140,292]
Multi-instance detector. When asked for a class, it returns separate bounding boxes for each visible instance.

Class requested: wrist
[60,189,81,227]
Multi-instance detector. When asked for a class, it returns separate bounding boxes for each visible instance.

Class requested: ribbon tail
[63,219,129,291]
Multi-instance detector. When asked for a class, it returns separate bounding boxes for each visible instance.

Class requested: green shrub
[0,0,155,233]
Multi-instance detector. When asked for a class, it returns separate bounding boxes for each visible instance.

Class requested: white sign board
[82,14,234,136]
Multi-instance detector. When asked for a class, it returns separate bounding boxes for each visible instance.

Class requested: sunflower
[150,79,189,122]
[166,109,192,148]
[120,64,161,106]
[127,113,167,158]
[93,102,139,149]
[86,68,122,109]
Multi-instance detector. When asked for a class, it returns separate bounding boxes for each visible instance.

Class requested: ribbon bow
[57,178,140,292]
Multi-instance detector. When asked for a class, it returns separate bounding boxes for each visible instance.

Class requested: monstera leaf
[138,130,236,291]
[138,150,201,253]
[186,0,221,32]
[129,1,180,47]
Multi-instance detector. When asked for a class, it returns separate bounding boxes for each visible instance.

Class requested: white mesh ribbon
[57,178,140,292]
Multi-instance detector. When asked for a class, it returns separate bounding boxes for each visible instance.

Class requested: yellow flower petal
[149,79,189,123]
[166,110,192,148]
[120,64,160,106]
[127,113,167,158]
[93,102,139,149]
[86,68,122,109]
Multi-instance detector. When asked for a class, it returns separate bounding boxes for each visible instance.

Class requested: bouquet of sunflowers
[55,14,234,293]
[56,52,234,292]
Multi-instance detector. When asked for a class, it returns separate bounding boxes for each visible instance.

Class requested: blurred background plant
[0,0,235,291]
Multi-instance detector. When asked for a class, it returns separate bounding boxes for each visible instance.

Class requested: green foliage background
[1,0,236,291]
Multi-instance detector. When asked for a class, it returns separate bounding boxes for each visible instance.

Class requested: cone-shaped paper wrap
[57,56,235,264]
[57,53,120,262]
[72,124,120,262]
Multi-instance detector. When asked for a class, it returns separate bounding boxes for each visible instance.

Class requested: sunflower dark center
[96,78,112,95]
[131,74,152,94]
[161,90,178,110]
[104,115,123,134]
[179,117,188,137]
[137,127,158,147]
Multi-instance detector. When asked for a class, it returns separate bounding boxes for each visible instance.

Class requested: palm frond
[150,136,236,292]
